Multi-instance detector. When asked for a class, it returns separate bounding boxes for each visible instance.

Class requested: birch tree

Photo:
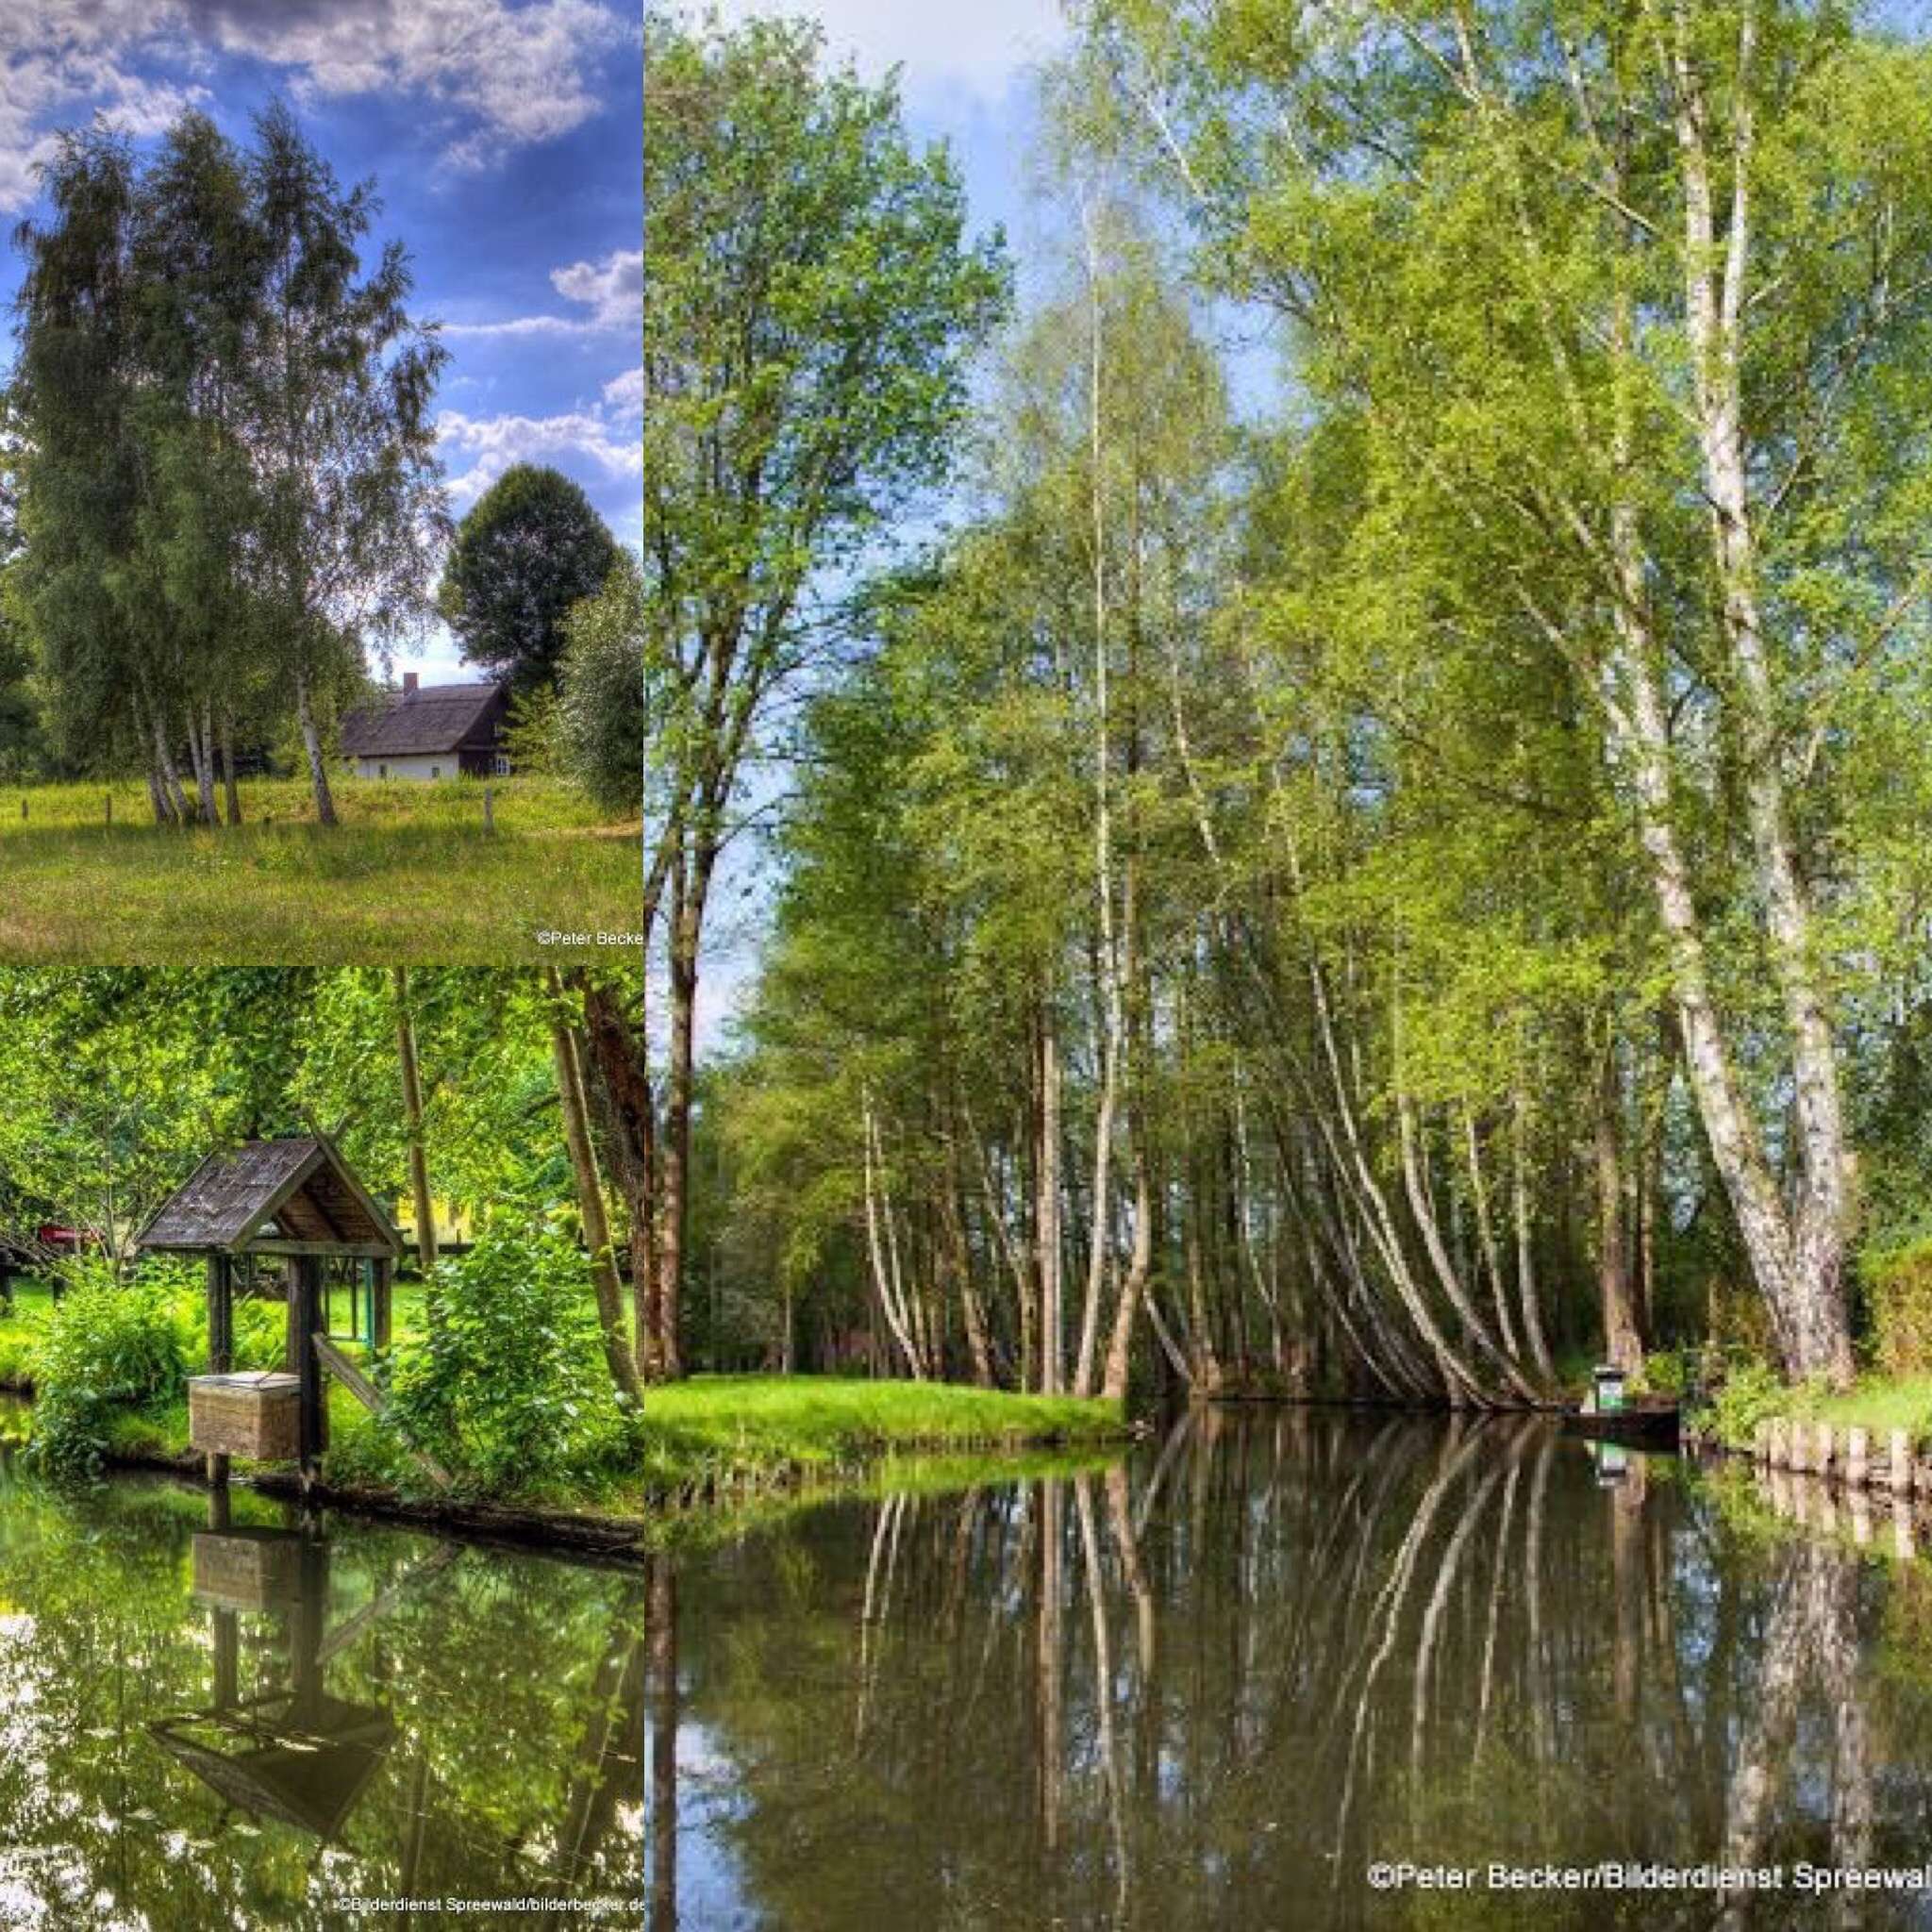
[1088,0,1932,1386]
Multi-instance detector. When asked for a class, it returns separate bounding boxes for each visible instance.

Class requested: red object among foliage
[35,1225,93,1254]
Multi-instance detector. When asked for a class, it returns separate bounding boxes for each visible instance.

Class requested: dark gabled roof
[340,682,506,758]
[137,1138,402,1258]
[151,1696,397,1840]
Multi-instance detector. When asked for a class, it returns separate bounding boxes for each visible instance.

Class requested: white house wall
[358,754,462,781]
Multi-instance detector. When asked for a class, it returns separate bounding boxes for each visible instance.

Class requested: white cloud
[550,246,640,326]
[440,312,594,341]
[601,365,642,419]
[438,248,640,340]
[0,31,212,209]
[437,396,640,507]
[0,0,629,210]
[711,0,1064,105]
[188,0,631,158]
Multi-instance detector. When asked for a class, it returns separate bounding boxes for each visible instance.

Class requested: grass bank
[9,1354,1128,1543]
[0,774,640,961]
[627,1374,1128,1503]
[1699,1363,1932,1451]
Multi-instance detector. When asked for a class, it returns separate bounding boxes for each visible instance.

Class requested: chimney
[402,672,419,698]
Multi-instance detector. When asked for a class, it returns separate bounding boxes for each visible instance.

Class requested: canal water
[0,1457,644,1927]
[5,1412,1932,1927]
[655,1413,1932,1931]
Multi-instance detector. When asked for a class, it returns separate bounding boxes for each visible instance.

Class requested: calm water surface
[0,1457,643,1927]
[657,1413,1932,1930]
[6,1412,1932,1928]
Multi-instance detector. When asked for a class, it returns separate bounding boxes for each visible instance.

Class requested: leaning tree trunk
[580,974,658,1382]
[147,701,191,824]
[392,967,439,1278]
[547,966,643,1406]
[294,663,338,828]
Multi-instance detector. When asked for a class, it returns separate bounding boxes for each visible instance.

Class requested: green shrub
[1863,1239,1932,1376]
[231,1294,286,1371]
[29,1263,191,1472]
[1701,1357,1789,1450]
[1637,1348,1691,1398]
[381,1224,631,1495]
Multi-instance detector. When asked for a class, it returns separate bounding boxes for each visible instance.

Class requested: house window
[493,753,510,776]
[430,766,441,779]
[377,763,388,779]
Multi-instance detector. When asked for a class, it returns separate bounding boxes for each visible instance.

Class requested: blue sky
[0,0,641,683]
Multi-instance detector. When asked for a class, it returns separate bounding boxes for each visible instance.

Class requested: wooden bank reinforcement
[1695,1416,1932,1560]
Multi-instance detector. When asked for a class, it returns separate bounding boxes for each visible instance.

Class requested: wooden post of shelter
[207,1253,234,1488]
[289,1255,328,1491]
[372,1256,392,1353]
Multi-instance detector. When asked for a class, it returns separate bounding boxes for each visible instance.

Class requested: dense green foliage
[7,106,444,824]
[386,1224,635,1492]
[28,1263,191,1471]
[651,2,1932,1405]
[557,555,644,816]
[437,463,622,693]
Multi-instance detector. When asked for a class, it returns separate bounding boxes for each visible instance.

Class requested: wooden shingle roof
[137,1138,402,1259]
[339,682,507,758]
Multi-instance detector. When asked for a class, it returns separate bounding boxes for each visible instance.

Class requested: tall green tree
[1086,0,1932,1388]
[8,107,447,827]
[558,552,643,816]
[8,129,153,803]
[641,15,1007,1375]
[241,103,447,827]
[439,463,621,692]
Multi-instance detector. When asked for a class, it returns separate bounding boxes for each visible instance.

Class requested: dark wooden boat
[1560,1397,1680,1450]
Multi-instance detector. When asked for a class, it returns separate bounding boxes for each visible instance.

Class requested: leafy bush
[558,559,642,816]
[1701,1357,1790,1450]
[29,1262,191,1472]
[382,1223,631,1495]
[1636,1348,1689,1398]
[231,1293,287,1372]
[1863,1239,1932,1376]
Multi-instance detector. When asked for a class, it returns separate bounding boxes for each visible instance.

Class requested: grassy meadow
[0,774,640,961]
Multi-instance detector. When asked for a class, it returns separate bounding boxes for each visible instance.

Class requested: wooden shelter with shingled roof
[138,1137,404,1491]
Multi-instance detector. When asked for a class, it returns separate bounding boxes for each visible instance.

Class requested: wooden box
[192,1527,307,1612]
[188,1371,302,1460]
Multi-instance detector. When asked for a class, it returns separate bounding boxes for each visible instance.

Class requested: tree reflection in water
[0,1471,646,1927]
[647,1411,1932,1930]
